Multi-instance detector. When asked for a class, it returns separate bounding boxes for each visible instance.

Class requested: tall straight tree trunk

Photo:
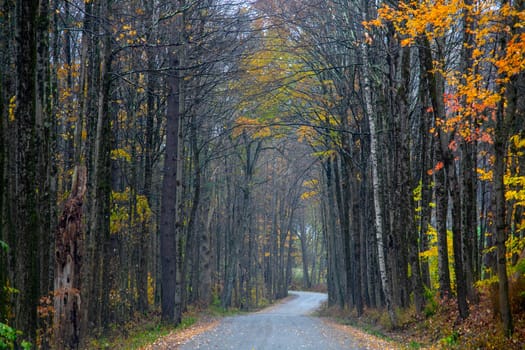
[417,36,452,297]
[13,0,39,344]
[143,0,160,309]
[174,3,186,323]
[342,133,360,311]
[81,0,103,337]
[199,182,215,306]
[493,47,519,337]
[360,29,396,325]
[160,0,186,325]
[333,155,351,306]
[325,160,344,307]
[160,52,182,325]
[221,160,239,308]
[351,173,363,315]
[397,45,425,314]
[422,29,469,318]
[460,0,478,303]
[491,0,522,336]
[418,100,433,288]
[441,124,469,320]
[91,8,113,328]
[462,139,478,302]
[75,0,94,165]
[493,124,513,336]
[0,15,6,322]
[185,117,202,306]
[35,0,55,308]
[435,157,452,297]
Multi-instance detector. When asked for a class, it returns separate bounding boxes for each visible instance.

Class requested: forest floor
[318,287,525,349]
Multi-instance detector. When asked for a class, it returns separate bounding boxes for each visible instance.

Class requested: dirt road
[177,291,365,350]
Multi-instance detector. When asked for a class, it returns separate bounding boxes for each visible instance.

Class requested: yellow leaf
[8,95,16,122]
[253,126,271,139]
[111,148,131,162]
[300,190,318,200]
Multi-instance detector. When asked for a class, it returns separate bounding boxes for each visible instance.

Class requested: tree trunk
[435,157,452,297]
[351,190,364,313]
[459,0,478,303]
[418,98,433,288]
[160,52,182,324]
[398,45,425,314]
[85,2,113,329]
[333,155,351,306]
[54,166,87,350]
[493,57,519,337]
[324,160,344,307]
[494,128,513,336]
[417,36,452,297]
[441,133,469,319]
[36,0,54,305]
[491,0,522,335]
[13,0,40,344]
[360,37,397,326]
[199,185,215,306]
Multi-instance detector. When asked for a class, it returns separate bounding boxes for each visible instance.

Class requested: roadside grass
[91,292,282,349]
[88,312,197,350]
[317,304,396,341]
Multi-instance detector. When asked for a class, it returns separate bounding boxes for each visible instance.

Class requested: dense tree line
[252,0,524,337]
[0,0,326,347]
[1,0,524,348]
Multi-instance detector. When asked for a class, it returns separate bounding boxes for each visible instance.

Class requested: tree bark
[435,157,452,297]
[13,0,39,344]
[360,36,397,326]
[397,45,425,314]
[491,0,523,335]
[54,166,87,350]
[324,160,344,307]
[417,36,452,297]
[160,52,182,324]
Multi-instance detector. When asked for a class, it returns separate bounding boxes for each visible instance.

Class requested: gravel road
[178,291,365,350]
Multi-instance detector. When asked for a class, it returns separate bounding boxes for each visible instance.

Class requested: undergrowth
[91,292,275,349]
[88,311,197,350]
[318,283,525,349]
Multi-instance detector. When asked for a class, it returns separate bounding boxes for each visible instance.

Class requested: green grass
[92,292,285,349]
[207,293,245,317]
[90,315,197,350]
[361,324,393,341]
[406,340,423,349]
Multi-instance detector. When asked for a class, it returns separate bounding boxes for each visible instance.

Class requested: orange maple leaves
[365,0,525,184]
[366,0,524,145]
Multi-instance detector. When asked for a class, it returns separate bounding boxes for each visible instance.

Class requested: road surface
[178,291,365,350]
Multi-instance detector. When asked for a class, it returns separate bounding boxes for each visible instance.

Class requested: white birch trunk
[360,40,397,326]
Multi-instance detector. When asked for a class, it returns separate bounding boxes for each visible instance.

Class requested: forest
[0,0,524,348]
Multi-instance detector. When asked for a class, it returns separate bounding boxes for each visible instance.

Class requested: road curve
[178,291,364,350]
